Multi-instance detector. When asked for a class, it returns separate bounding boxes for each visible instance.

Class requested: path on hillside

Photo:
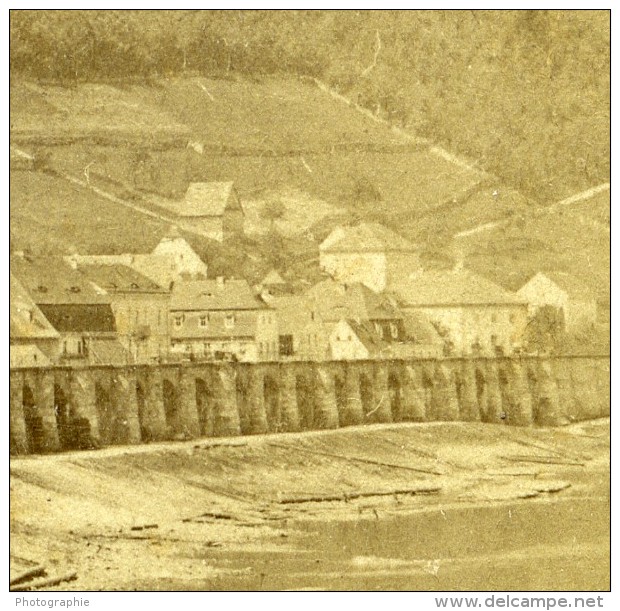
[309,78,610,240]
[57,171,217,242]
[454,183,610,240]
[311,78,487,176]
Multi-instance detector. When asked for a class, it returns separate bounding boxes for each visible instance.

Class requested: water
[123,496,610,591]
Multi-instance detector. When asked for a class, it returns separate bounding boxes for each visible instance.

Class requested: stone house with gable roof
[393,268,528,356]
[75,263,170,363]
[10,273,61,368]
[169,277,277,362]
[319,222,421,292]
[11,254,128,365]
[516,271,598,331]
[156,182,244,242]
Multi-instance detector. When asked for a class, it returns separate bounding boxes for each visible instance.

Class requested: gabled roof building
[393,268,528,356]
[155,182,244,242]
[319,222,421,292]
[169,277,278,362]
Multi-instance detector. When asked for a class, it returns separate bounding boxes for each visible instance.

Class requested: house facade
[75,264,170,363]
[11,255,127,365]
[269,294,329,361]
[394,268,528,356]
[169,278,277,362]
[10,274,61,368]
[156,182,244,242]
[516,271,598,331]
[66,230,208,289]
[319,223,421,292]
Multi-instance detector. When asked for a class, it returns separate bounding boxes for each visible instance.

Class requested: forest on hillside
[10,10,609,204]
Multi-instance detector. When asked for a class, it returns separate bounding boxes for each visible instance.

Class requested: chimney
[216,276,225,289]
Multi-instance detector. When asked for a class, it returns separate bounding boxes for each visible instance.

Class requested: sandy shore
[10,419,610,591]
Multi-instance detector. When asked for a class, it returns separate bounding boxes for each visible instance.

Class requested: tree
[261,198,286,232]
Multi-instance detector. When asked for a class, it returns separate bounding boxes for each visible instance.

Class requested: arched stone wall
[9,356,610,455]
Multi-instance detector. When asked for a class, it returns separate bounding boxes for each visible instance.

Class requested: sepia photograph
[8,7,611,596]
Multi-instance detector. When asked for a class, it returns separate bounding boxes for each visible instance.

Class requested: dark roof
[77,264,166,294]
[401,311,442,344]
[305,279,401,322]
[320,223,416,253]
[38,304,117,334]
[11,255,111,306]
[394,269,525,306]
[171,279,266,311]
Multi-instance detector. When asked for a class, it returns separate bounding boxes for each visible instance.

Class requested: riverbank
[10,419,610,591]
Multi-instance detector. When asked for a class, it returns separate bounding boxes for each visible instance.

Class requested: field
[10,75,610,298]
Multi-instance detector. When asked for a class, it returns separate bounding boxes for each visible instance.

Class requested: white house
[516,271,598,331]
[319,223,421,292]
[66,228,208,289]
[393,268,528,356]
[156,182,244,242]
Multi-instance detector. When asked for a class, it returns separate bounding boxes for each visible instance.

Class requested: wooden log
[500,454,585,467]
[279,485,441,504]
[11,572,77,591]
[267,441,443,475]
[10,565,46,586]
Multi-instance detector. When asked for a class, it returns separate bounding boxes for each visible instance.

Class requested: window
[491,313,498,323]
[63,341,68,354]
[374,322,384,338]
[509,313,515,323]
[280,336,292,356]
[199,314,209,327]
[225,313,235,329]
[389,322,399,339]
[174,315,184,328]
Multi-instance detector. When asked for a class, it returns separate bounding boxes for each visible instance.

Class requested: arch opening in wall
[162,379,179,437]
[526,369,542,424]
[475,368,487,421]
[498,367,511,423]
[296,374,314,430]
[196,377,215,437]
[334,373,347,425]
[264,374,281,433]
[95,383,115,446]
[54,384,74,450]
[422,368,434,415]
[23,384,45,454]
[359,372,374,417]
[136,381,150,442]
[388,372,402,422]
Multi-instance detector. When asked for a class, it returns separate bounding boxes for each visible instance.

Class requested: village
[10,170,602,371]
[8,10,610,594]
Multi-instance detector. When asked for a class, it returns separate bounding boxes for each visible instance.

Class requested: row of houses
[10,222,598,369]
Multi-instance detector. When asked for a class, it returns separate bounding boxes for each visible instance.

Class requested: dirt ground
[10,419,610,591]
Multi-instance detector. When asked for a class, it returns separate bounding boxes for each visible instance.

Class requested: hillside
[10,74,609,300]
[460,207,611,302]
[10,76,490,248]
[10,11,609,204]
